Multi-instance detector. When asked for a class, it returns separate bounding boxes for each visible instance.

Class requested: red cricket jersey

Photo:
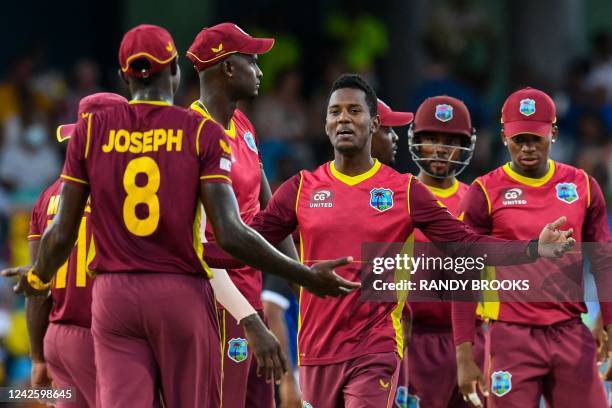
[453,160,612,344]
[28,179,93,328]
[250,160,533,366]
[191,102,264,309]
[61,100,232,277]
[410,179,469,327]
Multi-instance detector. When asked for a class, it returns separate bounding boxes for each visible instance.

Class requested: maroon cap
[501,87,556,138]
[57,93,128,141]
[413,95,472,138]
[119,24,178,78]
[377,99,413,127]
[187,22,274,72]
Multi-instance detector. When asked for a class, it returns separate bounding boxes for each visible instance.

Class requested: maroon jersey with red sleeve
[191,102,264,309]
[250,160,533,366]
[453,160,612,345]
[28,179,93,328]
[61,100,232,277]
[410,179,469,327]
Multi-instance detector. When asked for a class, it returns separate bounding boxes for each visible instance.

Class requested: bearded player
[231,74,575,407]
[1,25,359,408]
[402,96,485,408]
[453,87,612,407]
[186,22,300,407]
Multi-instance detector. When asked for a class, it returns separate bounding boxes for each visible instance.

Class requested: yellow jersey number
[122,157,161,237]
[53,217,88,289]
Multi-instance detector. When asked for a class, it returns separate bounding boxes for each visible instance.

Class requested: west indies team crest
[519,98,536,116]
[491,371,512,397]
[555,182,579,204]
[434,104,453,122]
[243,131,258,153]
[370,188,394,212]
[227,338,248,363]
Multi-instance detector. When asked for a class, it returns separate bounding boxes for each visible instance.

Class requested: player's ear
[500,129,508,146]
[371,114,380,134]
[551,124,558,143]
[222,59,233,78]
[118,69,129,85]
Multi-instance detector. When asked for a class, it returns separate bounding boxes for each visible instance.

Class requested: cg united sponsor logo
[502,187,527,205]
[310,189,334,208]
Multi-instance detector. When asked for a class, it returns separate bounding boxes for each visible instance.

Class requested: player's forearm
[455,341,476,364]
[26,296,52,362]
[35,224,79,282]
[217,223,312,286]
[263,302,291,358]
[209,268,257,322]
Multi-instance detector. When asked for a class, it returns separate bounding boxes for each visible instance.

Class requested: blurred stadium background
[1,0,611,400]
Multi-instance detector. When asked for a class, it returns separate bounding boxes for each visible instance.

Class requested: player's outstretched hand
[1,265,49,297]
[457,344,488,408]
[537,216,576,258]
[240,313,288,383]
[305,256,360,298]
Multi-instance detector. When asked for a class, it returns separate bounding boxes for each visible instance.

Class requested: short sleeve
[198,119,233,184]
[249,174,301,246]
[61,113,90,185]
[27,197,45,241]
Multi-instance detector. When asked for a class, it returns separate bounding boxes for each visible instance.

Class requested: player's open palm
[457,358,487,408]
[241,314,288,383]
[306,256,360,297]
[537,216,576,258]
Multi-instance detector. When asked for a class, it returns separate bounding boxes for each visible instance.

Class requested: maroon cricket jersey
[191,102,264,310]
[250,160,533,366]
[61,100,232,277]
[409,179,469,327]
[453,161,612,344]
[28,179,94,328]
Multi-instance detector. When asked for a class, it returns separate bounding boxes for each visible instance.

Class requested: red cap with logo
[187,22,275,72]
[413,95,472,138]
[377,99,413,127]
[501,87,556,138]
[119,24,178,78]
[57,93,128,141]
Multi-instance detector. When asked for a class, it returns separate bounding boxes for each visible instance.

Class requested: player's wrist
[27,268,52,291]
[528,239,540,260]
[455,341,475,363]
[238,313,263,329]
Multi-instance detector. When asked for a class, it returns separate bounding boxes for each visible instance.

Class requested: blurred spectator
[57,58,102,124]
[585,31,612,103]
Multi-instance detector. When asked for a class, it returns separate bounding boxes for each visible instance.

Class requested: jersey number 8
[123,157,160,236]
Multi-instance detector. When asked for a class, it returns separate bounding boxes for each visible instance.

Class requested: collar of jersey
[329,159,381,186]
[502,159,555,187]
[190,100,236,139]
[128,100,171,106]
[426,178,459,198]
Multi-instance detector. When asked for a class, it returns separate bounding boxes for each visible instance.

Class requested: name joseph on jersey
[102,128,183,153]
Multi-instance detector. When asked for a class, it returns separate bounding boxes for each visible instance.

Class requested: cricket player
[2,25,359,408]
[371,98,413,165]
[402,95,484,408]
[25,93,127,407]
[234,74,575,407]
[453,87,612,407]
[186,22,298,407]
